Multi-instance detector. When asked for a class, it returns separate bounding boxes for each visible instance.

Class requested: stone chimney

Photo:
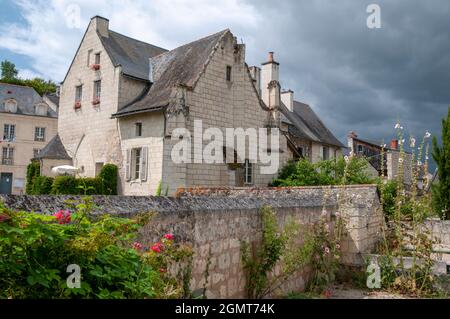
[281,90,294,112]
[249,66,261,97]
[261,51,280,108]
[390,139,399,150]
[91,16,109,38]
[347,131,358,153]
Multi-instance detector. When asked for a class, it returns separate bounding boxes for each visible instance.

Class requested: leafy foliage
[1,60,18,80]
[32,176,54,195]
[431,106,450,220]
[25,161,40,194]
[98,164,118,195]
[271,157,375,187]
[0,198,190,299]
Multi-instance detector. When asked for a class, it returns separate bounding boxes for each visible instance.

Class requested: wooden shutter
[125,149,131,181]
[140,147,148,182]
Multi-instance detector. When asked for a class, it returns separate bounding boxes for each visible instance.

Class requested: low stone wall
[0,185,384,298]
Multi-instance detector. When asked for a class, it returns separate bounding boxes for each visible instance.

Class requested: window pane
[95,53,100,64]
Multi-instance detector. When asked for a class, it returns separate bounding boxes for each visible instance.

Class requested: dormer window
[35,103,48,116]
[4,99,17,113]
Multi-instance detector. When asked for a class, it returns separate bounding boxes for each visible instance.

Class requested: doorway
[0,173,13,194]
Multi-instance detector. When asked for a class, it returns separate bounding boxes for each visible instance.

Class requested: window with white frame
[4,99,17,113]
[126,147,148,182]
[75,85,83,102]
[2,147,14,165]
[35,127,46,142]
[93,80,101,100]
[244,159,253,185]
[3,124,15,141]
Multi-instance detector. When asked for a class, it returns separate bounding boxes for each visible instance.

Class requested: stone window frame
[2,146,14,165]
[34,127,46,142]
[3,123,16,141]
[135,122,143,137]
[75,85,83,102]
[4,98,18,113]
[226,65,232,82]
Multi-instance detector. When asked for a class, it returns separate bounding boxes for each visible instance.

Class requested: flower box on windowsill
[92,98,101,106]
[90,64,101,71]
[74,101,82,109]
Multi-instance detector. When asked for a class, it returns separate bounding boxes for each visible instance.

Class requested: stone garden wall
[0,185,384,298]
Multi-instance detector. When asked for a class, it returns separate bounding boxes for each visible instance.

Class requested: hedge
[25,163,118,195]
[32,176,54,195]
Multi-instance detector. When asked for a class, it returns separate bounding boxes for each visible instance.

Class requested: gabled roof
[0,82,58,118]
[43,92,60,108]
[280,100,345,148]
[35,134,71,160]
[113,29,230,117]
[99,31,168,81]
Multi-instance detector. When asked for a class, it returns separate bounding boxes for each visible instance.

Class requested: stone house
[347,131,427,187]
[57,16,343,195]
[0,82,58,194]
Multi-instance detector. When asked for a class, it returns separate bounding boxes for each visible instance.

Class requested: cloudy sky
[1,0,449,163]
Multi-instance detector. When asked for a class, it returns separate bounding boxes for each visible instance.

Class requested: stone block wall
[0,185,384,298]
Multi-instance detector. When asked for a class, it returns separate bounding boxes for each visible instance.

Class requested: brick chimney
[91,16,109,38]
[390,139,399,150]
[281,90,294,112]
[261,51,280,108]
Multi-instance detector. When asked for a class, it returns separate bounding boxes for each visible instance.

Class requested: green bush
[32,176,54,195]
[51,176,79,195]
[25,161,40,194]
[272,157,376,187]
[99,164,118,195]
[77,177,103,195]
[0,199,190,299]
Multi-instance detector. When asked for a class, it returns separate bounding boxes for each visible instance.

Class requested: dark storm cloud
[242,0,450,157]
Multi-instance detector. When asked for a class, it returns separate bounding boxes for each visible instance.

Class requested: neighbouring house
[0,82,58,194]
[34,134,72,177]
[55,16,343,195]
[347,131,429,188]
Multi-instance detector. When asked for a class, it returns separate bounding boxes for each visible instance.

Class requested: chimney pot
[390,139,399,150]
[268,52,274,62]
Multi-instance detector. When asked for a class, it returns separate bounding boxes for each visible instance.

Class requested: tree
[432,106,450,220]
[1,60,18,80]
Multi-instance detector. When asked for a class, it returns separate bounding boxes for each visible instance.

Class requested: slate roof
[0,83,57,118]
[99,31,168,81]
[35,134,71,160]
[280,100,345,148]
[113,29,230,117]
[43,92,60,108]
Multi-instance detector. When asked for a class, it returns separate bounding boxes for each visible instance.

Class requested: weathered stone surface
[0,185,384,298]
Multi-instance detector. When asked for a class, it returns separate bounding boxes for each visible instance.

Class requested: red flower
[164,233,174,240]
[159,268,167,273]
[92,98,100,106]
[90,64,101,71]
[54,210,71,224]
[151,242,164,253]
[132,242,143,250]
[74,101,81,109]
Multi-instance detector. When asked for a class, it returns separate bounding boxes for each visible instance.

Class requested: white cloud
[18,68,42,79]
[0,0,261,82]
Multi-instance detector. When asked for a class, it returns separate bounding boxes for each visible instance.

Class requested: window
[357,145,363,154]
[95,52,101,65]
[3,124,15,141]
[33,149,40,158]
[35,127,46,142]
[35,103,47,116]
[2,147,14,165]
[4,99,17,113]
[134,148,141,180]
[87,49,93,66]
[322,146,329,160]
[126,147,148,182]
[244,159,253,185]
[226,65,232,82]
[75,85,83,102]
[135,123,142,137]
[93,80,101,100]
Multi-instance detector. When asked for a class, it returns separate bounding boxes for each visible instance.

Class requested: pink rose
[132,242,143,250]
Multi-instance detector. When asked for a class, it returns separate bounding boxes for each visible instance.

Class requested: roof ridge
[108,30,168,52]
[0,82,37,90]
